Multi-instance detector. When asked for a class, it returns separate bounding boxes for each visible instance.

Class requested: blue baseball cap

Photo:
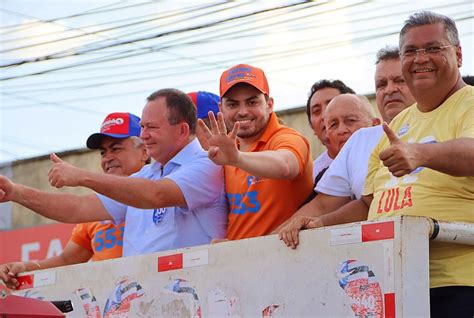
[187,91,220,119]
[86,112,141,149]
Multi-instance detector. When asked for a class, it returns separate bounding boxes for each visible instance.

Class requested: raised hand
[0,176,15,203]
[48,153,84,188]
[379,122,420,177]
[196,121,211,151]
[197,111,240,166]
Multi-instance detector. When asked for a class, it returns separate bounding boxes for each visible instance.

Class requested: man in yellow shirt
[293,11,473,316]
[364,11,473,317]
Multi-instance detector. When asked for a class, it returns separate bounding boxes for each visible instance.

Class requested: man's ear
[267,96,274,113]
[141,146,150,164]
[180,122,190,138]
[456,45,462,68]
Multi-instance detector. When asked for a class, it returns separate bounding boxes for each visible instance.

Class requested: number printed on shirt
[228,191,261,215]
[94,225,124,251]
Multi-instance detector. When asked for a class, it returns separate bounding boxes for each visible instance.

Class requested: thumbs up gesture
[48,153,83,188]
[379,123,420,177]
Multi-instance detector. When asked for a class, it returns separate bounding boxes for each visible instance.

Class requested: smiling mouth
[413,68,434,73]
[236,119,252,126]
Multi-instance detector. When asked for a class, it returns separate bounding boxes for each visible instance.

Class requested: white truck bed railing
[3,216,473,317]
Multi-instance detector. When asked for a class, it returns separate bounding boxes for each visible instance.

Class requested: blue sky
[1,0,473,164]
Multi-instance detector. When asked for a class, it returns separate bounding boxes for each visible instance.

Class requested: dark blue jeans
[430,286,474,318]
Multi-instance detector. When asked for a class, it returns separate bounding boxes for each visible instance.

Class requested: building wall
[277,106,325,160]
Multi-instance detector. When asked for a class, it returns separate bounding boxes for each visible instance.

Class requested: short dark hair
[375,46,400,64]
[400,11,460,48]
[147,88,197,134]
[306,79,355,122]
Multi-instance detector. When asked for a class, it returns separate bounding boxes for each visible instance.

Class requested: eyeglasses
[400,45,456,58]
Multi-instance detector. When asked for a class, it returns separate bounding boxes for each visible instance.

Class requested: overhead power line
[0,1,233,53]
[1,2,219,44]
[0,1,155,31]
[31,1,246,60]
[1,3,470,84]
[0,1,311,69]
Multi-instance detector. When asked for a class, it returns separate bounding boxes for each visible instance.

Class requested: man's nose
[337,123,350,134]
[385,81,399,94]
[413,51,430,63]
[237,104,249,116]
[140,129,149,139]
[101,152,114,162]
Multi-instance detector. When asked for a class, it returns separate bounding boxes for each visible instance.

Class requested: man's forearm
[273,194,350,233]
[79,172,185,209]
[12,184,105,223]
[38,242,93,269]
[13,184,103,223]
[319,198,370,227]
[273,199,322,233]
[235,149,301,179]
[296,193,351,218]
[416,138,474,176]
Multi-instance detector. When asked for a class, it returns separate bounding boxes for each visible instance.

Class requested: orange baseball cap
[219,63,270,97]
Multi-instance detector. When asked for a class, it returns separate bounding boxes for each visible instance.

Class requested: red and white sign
[157,249,209,272]
[330,221,394,246]
[15,270,56,290]
[0,223,75,263]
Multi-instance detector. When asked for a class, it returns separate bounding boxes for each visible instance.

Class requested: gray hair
[129,136,151,164]
[130,136,144,148]
[375,46,400,64]
[399,11,460,47]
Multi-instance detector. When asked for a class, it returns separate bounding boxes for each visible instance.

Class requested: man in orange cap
[198,64,313,240]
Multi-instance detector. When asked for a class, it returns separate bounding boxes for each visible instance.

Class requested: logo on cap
[219,63,269,97]
[86,112,141,149]
[101,117,125,133]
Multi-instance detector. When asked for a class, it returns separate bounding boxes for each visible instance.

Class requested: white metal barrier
[5,216,472,317]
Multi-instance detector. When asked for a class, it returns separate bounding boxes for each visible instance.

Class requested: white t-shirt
[316,125,383,199]
[313,150,333,180]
